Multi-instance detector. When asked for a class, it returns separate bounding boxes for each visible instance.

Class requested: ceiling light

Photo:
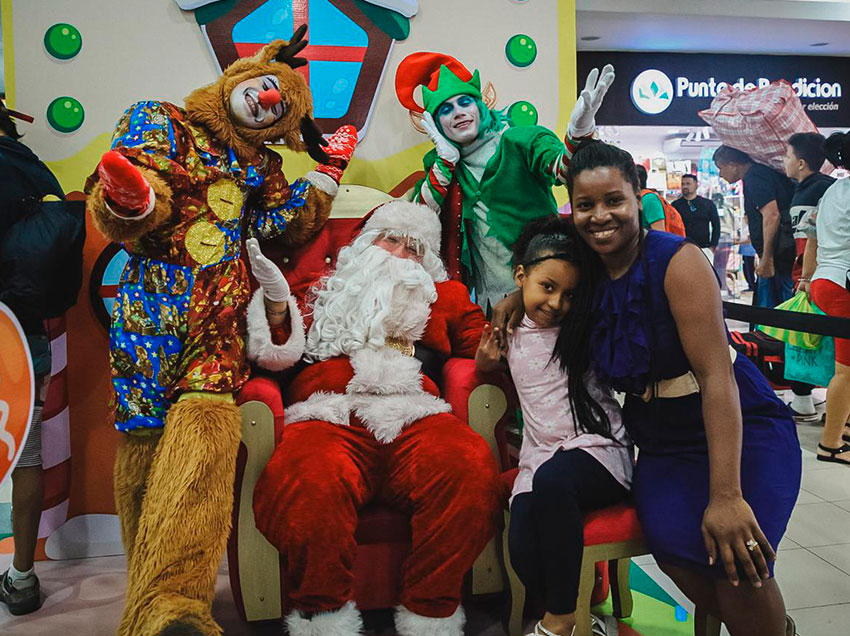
[810,42,829,47]
[581,36,601,41]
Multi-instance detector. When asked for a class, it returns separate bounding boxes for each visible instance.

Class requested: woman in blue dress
[571,141,800,635]
[496,140,801,635]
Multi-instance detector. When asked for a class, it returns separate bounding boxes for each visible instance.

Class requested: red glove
[315,125,358,184]
[97,150,153,217]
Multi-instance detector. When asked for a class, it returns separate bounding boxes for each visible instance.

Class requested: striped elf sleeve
[417,158,455,212]
[553,132,584,184]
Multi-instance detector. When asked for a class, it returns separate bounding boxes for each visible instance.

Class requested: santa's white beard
[305,243,437,361]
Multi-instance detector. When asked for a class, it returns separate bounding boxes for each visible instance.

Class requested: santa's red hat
[362,200,441,256]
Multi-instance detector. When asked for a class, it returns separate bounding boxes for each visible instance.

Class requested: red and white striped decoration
[38,317,71,539]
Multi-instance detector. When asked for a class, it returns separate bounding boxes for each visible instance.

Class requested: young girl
[548,141,798,635]
[476,217,632,636]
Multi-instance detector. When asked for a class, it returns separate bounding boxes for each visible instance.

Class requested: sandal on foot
[817,443,850,465]
[786,614,797,635]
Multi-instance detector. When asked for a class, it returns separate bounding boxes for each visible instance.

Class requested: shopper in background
[713,147,818,420]
[784,132,835,292]
[673,173,720,260]
[635,165,667,231]
[782,132,835,422]
[714,145,796,308]
[805,132,850,466]
[0,102,64,614]
[712,192,736,295]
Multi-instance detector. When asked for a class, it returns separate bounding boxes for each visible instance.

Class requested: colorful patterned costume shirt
[92,101,313,433]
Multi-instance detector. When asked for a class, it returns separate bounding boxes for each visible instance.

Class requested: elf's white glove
[421,111,460,166]
[246,238,290,302]
[569,64,615,139]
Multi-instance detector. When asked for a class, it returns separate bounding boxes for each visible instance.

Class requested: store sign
[580,51,849,127]
[631,69,674,114]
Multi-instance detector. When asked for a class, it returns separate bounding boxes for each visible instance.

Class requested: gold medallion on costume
[206,179,244,221]
[185,222,226,265]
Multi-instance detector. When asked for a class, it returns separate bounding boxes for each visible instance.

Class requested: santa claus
[243,200,501,636]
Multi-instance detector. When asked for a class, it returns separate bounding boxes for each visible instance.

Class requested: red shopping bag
[699,80,818,172]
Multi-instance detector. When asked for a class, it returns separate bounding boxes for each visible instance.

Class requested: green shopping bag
[758,291,823,350]
[785,339,835,387]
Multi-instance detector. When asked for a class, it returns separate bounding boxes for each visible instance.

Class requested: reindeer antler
[275,24,309,69]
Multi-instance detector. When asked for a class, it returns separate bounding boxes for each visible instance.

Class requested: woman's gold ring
[745,538,758,552]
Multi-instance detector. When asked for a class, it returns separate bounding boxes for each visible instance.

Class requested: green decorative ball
[46,97,85,133]
[44,23,82,60]
[508,101,538,127]
[505,34,537,68]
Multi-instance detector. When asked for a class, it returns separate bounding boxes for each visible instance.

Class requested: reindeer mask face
[184,25,329,163]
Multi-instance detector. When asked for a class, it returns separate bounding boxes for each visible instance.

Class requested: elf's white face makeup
[436,95,481,146]
[228,74,285,129]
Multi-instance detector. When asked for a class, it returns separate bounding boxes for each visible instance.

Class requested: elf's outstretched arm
[252,125,357,246]
[415,112,459,213]
[85,101,182,243]
[552,64,615,182]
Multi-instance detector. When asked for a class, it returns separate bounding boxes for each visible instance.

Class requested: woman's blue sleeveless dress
[590,231,801,577]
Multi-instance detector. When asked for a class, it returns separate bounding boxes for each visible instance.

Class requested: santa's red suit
[245,202,501,636]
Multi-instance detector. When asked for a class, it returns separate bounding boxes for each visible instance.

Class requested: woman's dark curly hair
[512,215,612,439]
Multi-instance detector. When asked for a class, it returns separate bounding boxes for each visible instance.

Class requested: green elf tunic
[420,125,566,310]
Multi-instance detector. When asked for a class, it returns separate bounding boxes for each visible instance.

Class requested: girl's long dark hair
[512,216,612,439]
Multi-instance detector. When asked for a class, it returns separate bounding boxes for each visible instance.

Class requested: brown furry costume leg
[114,435,159,574]
[117,397,242,636]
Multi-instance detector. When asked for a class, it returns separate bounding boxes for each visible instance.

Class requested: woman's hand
[491,290,524,336]
[701,494,776,588]
[475,323,504,373]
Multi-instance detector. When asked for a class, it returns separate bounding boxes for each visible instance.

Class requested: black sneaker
[0,569,42,615]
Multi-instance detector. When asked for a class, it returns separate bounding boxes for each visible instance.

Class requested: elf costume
[395,53,614,310]
[84,27,356,636]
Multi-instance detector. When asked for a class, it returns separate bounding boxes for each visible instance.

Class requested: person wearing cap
[395,54,614,311]
[245,200,501,636]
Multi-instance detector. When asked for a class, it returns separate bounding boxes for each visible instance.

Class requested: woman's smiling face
[570,166,642,257]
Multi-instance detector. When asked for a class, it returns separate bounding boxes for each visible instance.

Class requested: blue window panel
[310,61,361,118]
[233,0,295,45]
[310,0,367,47]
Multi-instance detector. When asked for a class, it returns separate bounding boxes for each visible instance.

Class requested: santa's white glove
[569,64,615,139]
[421,111,460,165]
[246,238,290,302]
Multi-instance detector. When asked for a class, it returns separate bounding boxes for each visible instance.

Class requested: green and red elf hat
[395,52,482,116]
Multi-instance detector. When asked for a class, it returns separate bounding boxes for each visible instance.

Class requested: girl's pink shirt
[507,315,634,504]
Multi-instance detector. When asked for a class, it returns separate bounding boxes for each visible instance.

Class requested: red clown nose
[258,87,282,109]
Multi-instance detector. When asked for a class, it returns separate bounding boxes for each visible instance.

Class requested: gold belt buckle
[384,337,415,357]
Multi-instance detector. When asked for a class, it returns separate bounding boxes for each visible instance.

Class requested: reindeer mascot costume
[85,27,356,636]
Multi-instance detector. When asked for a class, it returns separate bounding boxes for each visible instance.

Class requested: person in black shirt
[714,146,796,309]
[0,102,64,615]
[673,174,720,250]
[784,132,835,287]
[782,133,835,421]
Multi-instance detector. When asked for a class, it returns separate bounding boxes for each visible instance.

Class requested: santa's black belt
[723,301,850,339]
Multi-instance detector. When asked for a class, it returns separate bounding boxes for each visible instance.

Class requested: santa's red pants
[253,413,501,617]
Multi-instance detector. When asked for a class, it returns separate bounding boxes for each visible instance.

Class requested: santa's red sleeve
[245,288,309,372]
[441,282,487,359]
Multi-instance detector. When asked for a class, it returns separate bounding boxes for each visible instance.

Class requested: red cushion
[500,469,643,546]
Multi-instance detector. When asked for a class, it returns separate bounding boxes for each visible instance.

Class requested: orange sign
[0,302,35,484]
